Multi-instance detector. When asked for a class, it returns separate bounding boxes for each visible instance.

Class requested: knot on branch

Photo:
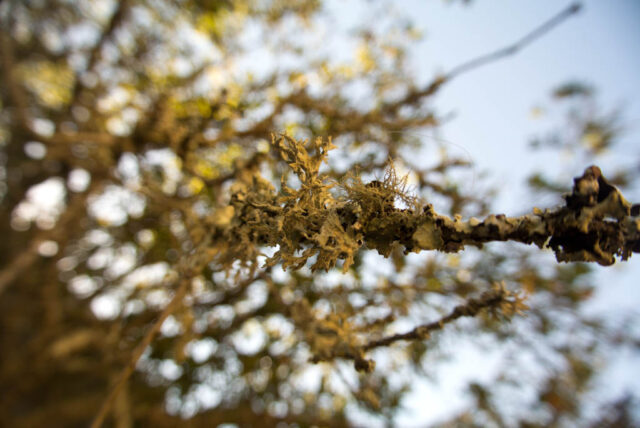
[549,165,639,265]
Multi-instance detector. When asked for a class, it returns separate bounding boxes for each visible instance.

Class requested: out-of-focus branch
[363,282,526,351]
[89,275,192,428]
[45,131,120,146]
[0,187,94,297]
[288,282,527,372]
[0,238,41,297]
[90,234,227,428]
[68,0,131,109]
[446,3,582,80]
[385,3,582,111]
[0,32,31,130]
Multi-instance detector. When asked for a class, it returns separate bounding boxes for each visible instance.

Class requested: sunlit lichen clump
[219,134,639,277]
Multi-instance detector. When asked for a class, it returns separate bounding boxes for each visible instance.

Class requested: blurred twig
[0,239,42,296]
[90,236,261,428]
[0,188,94,297]
[0,31,31,131]
[68,0,131,109]
[89,274,192,428]
[362,283,524,351]
[386,3,582,111]
[446,3,582,80]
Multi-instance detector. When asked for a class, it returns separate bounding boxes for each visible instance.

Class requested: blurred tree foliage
[0,1,638,427]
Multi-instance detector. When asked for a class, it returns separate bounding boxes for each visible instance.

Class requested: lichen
[212,136,639,276]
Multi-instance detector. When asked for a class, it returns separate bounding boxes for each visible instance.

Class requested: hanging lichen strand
[216,134,639,274]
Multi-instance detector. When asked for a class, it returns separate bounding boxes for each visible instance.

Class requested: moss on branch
[212,135,639,274]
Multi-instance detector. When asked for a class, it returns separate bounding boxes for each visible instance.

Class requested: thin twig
[0,239,41,296]
[68,0,131,109]
[363,287,510,351]
[446,2,582,80]
[0,31,31,130]
[90,235,257,427]
[387,3,582,111]
[0,188,94,297]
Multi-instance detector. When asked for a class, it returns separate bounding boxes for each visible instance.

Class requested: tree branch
[363,282,526,351]
[0,187,94,297]
[0,238,41,297]
[446,3,582,80]
[89,275,191,428]
[0,31,31,131]
[385,3,582,111]
[89,238,262,428]
[225,142,639,272]
[68,0,131,109]
[286,282,527,373]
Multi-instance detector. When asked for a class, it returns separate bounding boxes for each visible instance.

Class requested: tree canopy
[1,1,638,427]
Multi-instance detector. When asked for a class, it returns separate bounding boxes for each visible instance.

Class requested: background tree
[0,1,638,427]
